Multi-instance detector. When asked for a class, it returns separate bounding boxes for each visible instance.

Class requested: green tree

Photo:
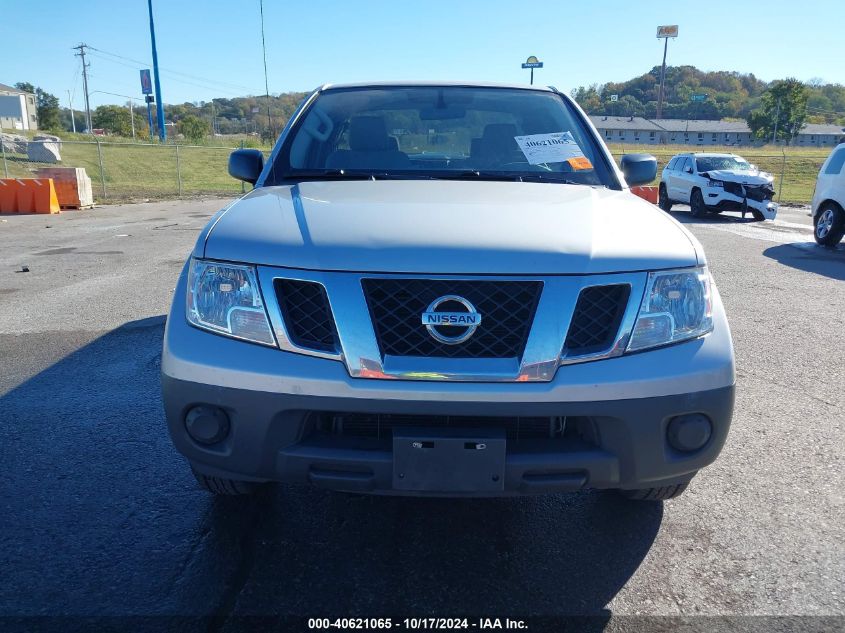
[747,79,809,144]
[571,84,602,112]
[15,82,62,131]
[178,115,209,142]
[92,105,138,137]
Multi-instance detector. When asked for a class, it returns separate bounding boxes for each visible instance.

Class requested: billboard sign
[691,93,708,102]
[521,55,543,69]
[656,25,679,38]
[140,69,153,95]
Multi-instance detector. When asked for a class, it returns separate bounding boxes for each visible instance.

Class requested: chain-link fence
[0,137,830,205]
[611,146,828,205]
[0,138,254,203]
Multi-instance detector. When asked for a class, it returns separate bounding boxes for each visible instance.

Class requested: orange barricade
[34,167,94,209]
[630,186,658,204]
[0,179,61,214]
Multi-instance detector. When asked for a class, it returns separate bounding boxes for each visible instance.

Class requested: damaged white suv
[162,83,735,500]
[659,152,778,220]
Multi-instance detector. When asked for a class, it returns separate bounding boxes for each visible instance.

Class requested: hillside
[571,66,845,124]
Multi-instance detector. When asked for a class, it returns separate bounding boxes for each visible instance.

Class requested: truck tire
[814,203,845,247]
[689,189,707,218]
[618,482,689,501]
[658,184,672,211]
[191,466,261,495]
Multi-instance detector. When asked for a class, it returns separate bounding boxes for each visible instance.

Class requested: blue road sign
[140,69,153,95]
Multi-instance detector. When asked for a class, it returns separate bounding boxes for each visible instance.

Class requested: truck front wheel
[191,466,263,495]
[618,482,689,501]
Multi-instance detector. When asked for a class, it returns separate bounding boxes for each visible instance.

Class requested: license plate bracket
[392,427,506,492]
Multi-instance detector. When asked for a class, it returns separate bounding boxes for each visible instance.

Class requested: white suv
[811,143,845,247]
[659,152,778,221]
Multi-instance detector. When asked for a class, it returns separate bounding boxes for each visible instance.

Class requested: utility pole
[73,43,93,133]
[147,0,166,141]
[772,97,781,145]
[260,0,272,138]
[129,97,135,140]
[210,98,215,134]
[67,90,76,133]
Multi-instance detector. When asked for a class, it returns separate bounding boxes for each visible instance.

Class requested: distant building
[792,123,845,147]
[0,83,38,131]
[589,115,845,147]
[650,119,753,146]
[591,116,664,145]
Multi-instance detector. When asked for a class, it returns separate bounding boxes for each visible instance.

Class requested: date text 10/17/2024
[307,618,528,630]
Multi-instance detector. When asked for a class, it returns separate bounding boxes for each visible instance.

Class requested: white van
[811,143,845,247]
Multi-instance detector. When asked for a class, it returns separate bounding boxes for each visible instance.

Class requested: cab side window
[667,157,679,170]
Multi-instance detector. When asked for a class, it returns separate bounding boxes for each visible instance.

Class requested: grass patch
[2,138,832,204]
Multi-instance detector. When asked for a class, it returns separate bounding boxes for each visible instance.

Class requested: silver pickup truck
[162,82,735,500]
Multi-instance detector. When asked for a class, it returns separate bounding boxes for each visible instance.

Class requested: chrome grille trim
[256,268,648,382]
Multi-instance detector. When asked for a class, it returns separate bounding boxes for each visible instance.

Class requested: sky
[3,0,844,110]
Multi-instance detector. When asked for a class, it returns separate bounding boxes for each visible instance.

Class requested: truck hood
[203,180,699,274]
[701,169,773,185]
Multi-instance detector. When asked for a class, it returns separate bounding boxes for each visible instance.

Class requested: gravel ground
[0,199,842,631]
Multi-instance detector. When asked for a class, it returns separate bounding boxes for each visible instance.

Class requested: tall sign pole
[147,0,166,141]
[655,25,678,119]
[521,56,543,85]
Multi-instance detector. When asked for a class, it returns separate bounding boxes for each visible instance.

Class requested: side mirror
[620,153,658,186]
[228,149,264,184]
[684,166,694,174]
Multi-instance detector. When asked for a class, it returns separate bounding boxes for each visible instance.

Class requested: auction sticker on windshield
[514,131,586,165]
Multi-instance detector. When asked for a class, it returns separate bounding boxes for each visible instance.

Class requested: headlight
[707,179,724,188]
[627,266,713,352]
[186,258,276,346]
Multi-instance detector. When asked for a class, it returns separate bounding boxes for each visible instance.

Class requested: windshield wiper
[282,169,377,181]
[431,170,585,185]
[282,169,435,182]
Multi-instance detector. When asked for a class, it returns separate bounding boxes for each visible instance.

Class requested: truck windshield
[265,86,616,187]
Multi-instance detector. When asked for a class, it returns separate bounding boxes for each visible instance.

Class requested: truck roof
[319,81,556,92]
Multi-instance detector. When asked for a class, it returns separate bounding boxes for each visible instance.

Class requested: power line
[87,45,253,92]
[260,0,272,136]
[87,51,245,96]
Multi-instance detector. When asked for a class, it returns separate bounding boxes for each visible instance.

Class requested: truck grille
[274,279,338,352]
[564,284,630,356]
[362,279,543,359]
[309,412,569,441]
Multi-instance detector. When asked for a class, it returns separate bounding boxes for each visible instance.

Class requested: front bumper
[162,269,736,496]
[703,186,777,219]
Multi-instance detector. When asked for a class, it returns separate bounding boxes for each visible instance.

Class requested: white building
[590,115,845,147]
[0,83,38,131]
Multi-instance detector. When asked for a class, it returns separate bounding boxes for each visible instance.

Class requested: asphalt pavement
[0,198,842,631]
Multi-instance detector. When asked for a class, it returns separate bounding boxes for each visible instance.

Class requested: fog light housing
[185,405,230,445]
[667,414,712,452]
